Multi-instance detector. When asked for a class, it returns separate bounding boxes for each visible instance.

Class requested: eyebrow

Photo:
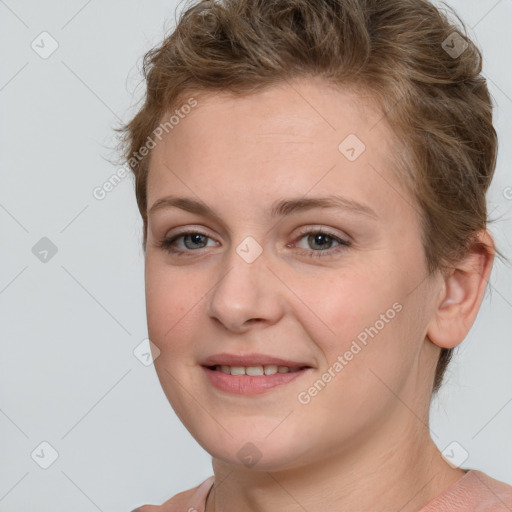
[148,194,378,220]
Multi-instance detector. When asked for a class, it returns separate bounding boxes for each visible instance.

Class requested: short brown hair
[116,0,504,394]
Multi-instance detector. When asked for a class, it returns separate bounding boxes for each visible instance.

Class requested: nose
[206,241,285,333]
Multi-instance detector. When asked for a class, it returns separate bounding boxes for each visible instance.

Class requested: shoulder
[131,476,214,512]
[468,470,512,511]
[420,470,512,512]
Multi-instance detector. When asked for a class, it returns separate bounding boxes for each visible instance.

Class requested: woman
[118,0,512,510]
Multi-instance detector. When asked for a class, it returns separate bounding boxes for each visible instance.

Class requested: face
[144,77,441,471]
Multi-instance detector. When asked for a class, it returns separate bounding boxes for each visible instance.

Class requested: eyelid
[166,228,218,249]
[163,225,348,244]
[158,224,352,258]
[292,225,350,242]
[290,227,351,257]
[164,225,216,240]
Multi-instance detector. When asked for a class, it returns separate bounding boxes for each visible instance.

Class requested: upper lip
[201,353,313,369]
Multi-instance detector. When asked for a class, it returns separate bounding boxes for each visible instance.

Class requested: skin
[140,77,494,512]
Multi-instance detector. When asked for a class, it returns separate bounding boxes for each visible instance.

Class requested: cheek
[145,261,209,420]
[291,264,399,353]
[145,258,204,354]
[292,264,416,397]
[295,310,414,444]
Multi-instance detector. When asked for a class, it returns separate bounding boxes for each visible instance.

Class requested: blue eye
[294,229,351,258]
[158,231,215,254]
[157,228,351,258]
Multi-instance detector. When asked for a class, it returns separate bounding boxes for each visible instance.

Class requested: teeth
[215,365,300,375]
[264,365,278,375]
[246,366,264,376]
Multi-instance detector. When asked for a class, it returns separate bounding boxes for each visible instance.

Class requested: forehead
[146,79,411,221]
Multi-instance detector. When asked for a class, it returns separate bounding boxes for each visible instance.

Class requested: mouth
[201,364,314,395]
[205,364,311,376]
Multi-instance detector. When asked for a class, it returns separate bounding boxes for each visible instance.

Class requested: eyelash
[157,228,351,259]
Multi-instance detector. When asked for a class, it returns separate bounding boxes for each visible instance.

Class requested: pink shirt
[134,470,512,511]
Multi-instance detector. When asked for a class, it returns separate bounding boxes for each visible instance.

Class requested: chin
[194,428,312,471]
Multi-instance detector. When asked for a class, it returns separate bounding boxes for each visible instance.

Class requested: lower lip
[202,366,312,395]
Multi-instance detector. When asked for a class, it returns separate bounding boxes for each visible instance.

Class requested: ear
[427,230,495,349]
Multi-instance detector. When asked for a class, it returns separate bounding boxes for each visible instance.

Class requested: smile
[202,365,313,395]
[209,364,307,375]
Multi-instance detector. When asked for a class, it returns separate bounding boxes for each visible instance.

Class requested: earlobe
[427,230,495,350]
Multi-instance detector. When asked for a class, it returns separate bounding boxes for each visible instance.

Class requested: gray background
[0,0,511,510]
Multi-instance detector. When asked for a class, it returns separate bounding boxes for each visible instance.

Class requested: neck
[206,411,465,512]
